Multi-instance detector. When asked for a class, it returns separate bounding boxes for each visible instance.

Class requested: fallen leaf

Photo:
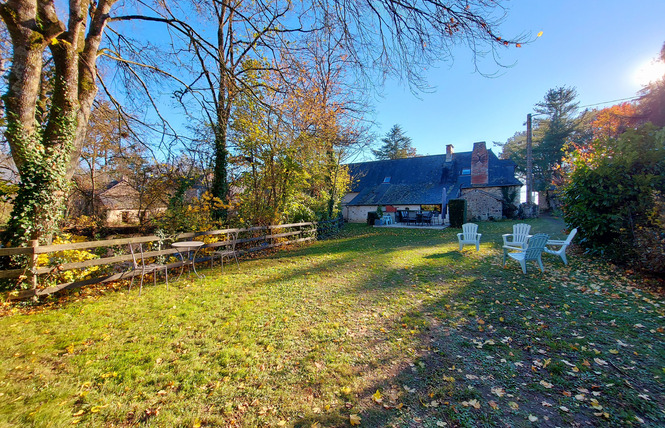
[372,390,383,404]
[590,399,603,410]
[528,415,538,422]
[349,414,361,426]
[468,399,480,409]
[560,406,569,412]
[489,400,499,410]
[491,387,505,397]
[508,401,519,410]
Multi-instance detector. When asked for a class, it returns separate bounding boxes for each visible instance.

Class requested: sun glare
[634,59,665,87]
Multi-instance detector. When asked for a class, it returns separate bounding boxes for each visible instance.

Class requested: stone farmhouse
[342,142,522,223]
[95,178,166,225]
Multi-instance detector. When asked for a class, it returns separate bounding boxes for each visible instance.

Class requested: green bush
[366,211,380,226]
[448,199,467,228]
[562,125,665,273]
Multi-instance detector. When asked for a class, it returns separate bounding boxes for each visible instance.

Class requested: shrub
[448,199,467,228]
[366,211,380,226]
[561,124,665,272]
[501,187,518,219]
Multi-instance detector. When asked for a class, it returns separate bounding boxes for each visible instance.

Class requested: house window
[461,168,471,175]
[383,176,391,183]
[121,211,130,223]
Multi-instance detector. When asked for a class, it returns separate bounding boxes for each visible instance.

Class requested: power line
[579,96,640,109]
[529,95,641,119]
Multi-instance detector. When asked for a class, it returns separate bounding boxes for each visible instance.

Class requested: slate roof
[97,179,141,210]
[346,149,521,206]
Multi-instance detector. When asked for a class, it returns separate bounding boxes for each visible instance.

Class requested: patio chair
[421,211,433,226]
[401,211,417,225]
[503,233,549,274]
[457,222,481,251]
[544,228,577,265]
[128,243,168,296]
[211,231,239,273]
[502,223,532,249]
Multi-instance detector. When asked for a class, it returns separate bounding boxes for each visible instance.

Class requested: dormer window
[383,176,391,183]
[461,168,471,175]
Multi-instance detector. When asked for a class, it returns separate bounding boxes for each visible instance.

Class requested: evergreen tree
[373,125,416,160]
[499,87,580,190]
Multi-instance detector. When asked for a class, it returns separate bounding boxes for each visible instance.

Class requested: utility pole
[526,113,533,205]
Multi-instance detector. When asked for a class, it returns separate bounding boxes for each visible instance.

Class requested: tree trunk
[211,119,230,222]
[0,0,115,246]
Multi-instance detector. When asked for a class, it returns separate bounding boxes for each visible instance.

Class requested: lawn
[1,218,664,427]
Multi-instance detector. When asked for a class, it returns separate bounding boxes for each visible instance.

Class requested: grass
[1,217,664,427]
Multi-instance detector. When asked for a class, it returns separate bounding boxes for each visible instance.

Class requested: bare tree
[0,0,524,245]
[117,0,524,221]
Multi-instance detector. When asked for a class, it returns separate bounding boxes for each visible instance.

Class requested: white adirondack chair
[502,223,532,249]
[457,223,482,251]
[503,233,549,274]
[544,228,577,265]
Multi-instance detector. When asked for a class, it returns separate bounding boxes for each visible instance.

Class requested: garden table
[172,241,205,280]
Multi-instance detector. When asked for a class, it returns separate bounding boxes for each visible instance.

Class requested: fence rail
[2,221,331,300]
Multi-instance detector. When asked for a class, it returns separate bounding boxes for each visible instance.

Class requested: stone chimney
[445,144,454,162]
[471,141,488,185]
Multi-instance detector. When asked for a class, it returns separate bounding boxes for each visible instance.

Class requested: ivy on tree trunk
[0,0,115,246]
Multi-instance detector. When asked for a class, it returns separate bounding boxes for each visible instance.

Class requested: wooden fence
[1,222,321,300]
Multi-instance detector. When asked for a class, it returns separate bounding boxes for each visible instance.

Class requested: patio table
[172,241,205,280]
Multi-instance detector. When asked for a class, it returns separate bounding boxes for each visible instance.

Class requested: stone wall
[344,204,421,223]
[461,187,507,221]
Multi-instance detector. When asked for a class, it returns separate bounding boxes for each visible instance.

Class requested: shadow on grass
[8,218,662,427]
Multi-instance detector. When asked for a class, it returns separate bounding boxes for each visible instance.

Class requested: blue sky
[369,0,665,158]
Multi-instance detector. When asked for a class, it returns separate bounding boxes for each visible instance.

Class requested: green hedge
[448,199,467,228]
[366,211,380,226]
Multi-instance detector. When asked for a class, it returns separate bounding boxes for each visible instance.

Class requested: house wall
[461,187,504,221]
[105,207,167,225]
[344,204,421,223]
[106,209,141,225]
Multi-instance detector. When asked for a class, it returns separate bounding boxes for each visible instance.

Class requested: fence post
[29,239,39,289]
